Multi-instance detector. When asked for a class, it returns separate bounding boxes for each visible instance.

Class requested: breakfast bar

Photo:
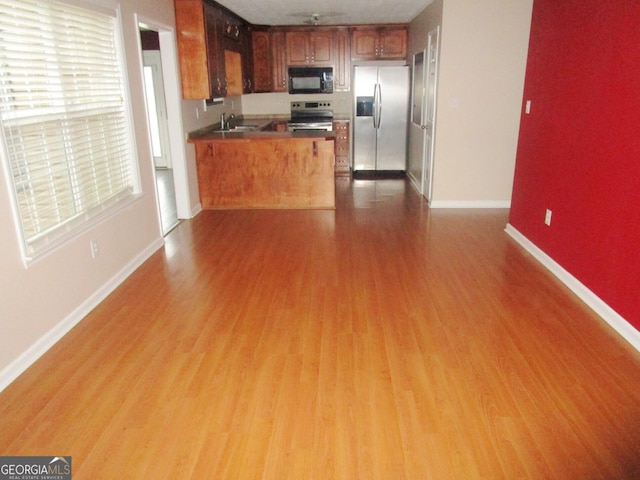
[188,120,336,209]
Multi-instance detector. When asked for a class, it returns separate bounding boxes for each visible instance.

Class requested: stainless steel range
[287,101,333,132]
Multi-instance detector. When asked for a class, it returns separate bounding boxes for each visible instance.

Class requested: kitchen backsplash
[241,91,352,117]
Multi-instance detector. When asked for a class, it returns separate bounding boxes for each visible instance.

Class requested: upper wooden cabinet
[174,0,211,99]
[351,26,407,60]
[239,24,253,93]
[271,31,288,92]
[333,28,350,92]
[175,0,257,99]
[204,3,226,98]
[251,30,272,93]
[286,30,334,65]
[175,0,405,97]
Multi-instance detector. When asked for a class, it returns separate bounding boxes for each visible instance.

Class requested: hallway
[1,178,640,478]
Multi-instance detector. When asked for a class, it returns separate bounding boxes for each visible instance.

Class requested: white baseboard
[505,224,640,353]
[430,200,511,209]
[406,171,422,196]
[191,203,203,218]
[0,237,165,393]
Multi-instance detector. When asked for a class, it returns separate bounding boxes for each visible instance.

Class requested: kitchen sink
[229,125,259,131]
[212,124,259,132]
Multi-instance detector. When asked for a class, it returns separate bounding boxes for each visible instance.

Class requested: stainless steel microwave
[288,67,333,94]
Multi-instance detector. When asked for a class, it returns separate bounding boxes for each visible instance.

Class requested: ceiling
[213,0,434,26]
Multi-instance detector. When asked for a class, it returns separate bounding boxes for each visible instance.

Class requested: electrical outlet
[90,240,100,258]
[544,209,552,226]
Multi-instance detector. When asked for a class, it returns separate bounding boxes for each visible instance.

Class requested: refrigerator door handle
[373,83,380,129]
[376,83,382,129]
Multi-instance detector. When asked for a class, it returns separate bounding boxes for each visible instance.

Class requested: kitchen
[172,0,414,210]
[142,0,532,226]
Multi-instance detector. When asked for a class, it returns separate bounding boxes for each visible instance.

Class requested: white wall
[409,0,533,207]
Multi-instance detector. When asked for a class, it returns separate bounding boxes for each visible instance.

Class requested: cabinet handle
[312,141,318,157]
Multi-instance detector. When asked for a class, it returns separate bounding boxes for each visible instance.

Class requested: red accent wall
[509,0,640,328]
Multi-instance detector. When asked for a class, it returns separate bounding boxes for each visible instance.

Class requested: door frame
[142,50,172,169]
[422,26,440,203]
[136,15,193,222]
[410,49,427,194]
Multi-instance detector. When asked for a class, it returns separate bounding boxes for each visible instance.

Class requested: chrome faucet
[220,112,227,130]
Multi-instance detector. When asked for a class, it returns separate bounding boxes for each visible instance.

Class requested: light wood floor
[2,177,640,479]
[155,168,179,235]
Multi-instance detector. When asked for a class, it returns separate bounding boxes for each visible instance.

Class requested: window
[0,0,138,262]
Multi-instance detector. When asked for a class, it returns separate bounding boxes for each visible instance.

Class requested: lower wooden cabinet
[333,120,350,176]
[192,137,335,209]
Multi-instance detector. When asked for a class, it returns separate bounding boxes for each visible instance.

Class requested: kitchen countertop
[188,116,337,143]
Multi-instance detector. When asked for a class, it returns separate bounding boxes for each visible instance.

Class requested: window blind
[0,0,137,260]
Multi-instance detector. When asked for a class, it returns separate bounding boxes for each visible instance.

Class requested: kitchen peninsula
[188,118,336,209]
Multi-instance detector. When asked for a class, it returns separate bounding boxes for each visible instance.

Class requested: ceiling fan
[288,12,344,25]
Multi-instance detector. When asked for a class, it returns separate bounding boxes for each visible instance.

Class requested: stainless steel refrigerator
[353,66,410,171]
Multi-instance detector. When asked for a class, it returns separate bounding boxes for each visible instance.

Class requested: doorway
[422,27,440,203]
[139,27,179,235]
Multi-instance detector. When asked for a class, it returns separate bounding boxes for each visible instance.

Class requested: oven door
[287,122,333,132]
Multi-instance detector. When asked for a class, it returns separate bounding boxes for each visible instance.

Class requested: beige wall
[241,91,353,117]
[0,0,206,388]
[410,0,533,206]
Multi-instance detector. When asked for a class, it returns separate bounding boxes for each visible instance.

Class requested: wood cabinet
[333,29,350,91]
[204,3,226,97]
[174,0,211,99]
[251,30,271,92]
[286,30,334,65]
[176,1,404,98]
[223,50,242,96]
[271,31,288,92]
[192,137,336,209]
[252,27,352,93]
[239,24,253,93]
[176,0,257,99]
[333,120,350,176]
[351,26,407,60]
[220,11,241,42]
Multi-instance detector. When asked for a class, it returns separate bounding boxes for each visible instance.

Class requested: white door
[142,50,172,169]
[422,27,440,202]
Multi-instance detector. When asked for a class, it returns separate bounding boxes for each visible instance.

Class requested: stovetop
[290,101,333,122]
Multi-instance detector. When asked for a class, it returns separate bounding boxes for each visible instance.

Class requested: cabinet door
[240,24,253,93]
[351,29,379,60]
[205,4,226,97]
[251,31,272,92]
[379,28,407,59]
[333,29,350,91]
[286,31,309,65]
[333,120,350,175]
[224,50,243,96]
[271,31,288,92]
[174,0,209,99]
[221,13,241,42]
[310,31,333,64]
